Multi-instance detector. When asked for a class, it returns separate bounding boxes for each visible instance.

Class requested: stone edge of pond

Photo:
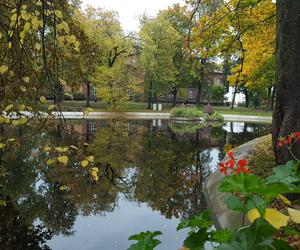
[52,112,272,123]
[204,137,261,230]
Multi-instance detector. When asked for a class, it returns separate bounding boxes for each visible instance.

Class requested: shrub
[170,107,203,118]
[247,134,276,177]
[73,92,86,100]
[211,86,226,102]
[204,112,224,121]
[64,93,73,100]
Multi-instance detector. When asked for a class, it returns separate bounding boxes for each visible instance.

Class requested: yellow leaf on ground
[91,167,98,173]
[55,147,68,153]
[288,208,300,224]
[87,155,94,162]
[59,185,68,191]
[0,65,8,74]
[47,159,56,165]
[18,104,26,111]
[90,170,98,177]
[247,208,289,229]
[48,104,55,111]
[81,160,89,168]
[0,117,10,124]
[23,76,30,83]
[40,96,46,103]
[5,104,14,112]
[44,146,51,152]
[57,155,68,165]
[0,143,5,149]
[277,194,291,206]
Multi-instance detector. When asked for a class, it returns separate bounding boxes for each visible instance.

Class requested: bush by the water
[170,107,203,118]
[204,112,224,121]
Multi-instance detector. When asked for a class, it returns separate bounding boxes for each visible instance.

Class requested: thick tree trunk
[272,0,300,164]
[86,81,90,107]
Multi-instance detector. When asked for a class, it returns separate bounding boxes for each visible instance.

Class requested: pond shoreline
[53,111,272,123]
[204,137,261,230]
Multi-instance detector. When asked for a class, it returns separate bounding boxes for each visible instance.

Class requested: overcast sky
[81,0,184,32]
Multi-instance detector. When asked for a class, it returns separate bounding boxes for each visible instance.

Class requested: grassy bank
[45,101,273,117]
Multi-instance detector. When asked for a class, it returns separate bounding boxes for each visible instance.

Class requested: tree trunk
[270,85,276,111]
[267,86,272,111]
[196,60,205,105]
[272,0,300,165]
[244,88,249,108]
[196,81,202,105]
[86,81,90,107]
[172,87,178,107]
[147,80,153,110]
[231,83,238,109]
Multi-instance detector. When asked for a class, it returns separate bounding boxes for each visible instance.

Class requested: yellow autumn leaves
[247,195,300,229]
[44,145,99,183]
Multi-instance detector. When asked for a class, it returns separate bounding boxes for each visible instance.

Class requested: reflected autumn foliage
[0,119,271,248]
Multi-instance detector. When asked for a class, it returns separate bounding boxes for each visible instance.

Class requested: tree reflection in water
[0,120,270,249]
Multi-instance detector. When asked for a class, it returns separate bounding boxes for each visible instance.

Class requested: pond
[0,119,271,250]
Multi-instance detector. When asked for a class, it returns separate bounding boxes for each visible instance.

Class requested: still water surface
[0,120,270,250]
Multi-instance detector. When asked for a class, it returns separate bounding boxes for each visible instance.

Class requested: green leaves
[128,231,162,250]
[219,173,265,195]
[176,210,213,230]
[182,228,209,250]
[225,195,245,212]
[266,160,300,185]
[216,218,277,250]
[176,211,226,250]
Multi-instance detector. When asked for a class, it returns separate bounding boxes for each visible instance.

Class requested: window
[90,85,97,96]
[87,122,96,134]
[214,78,222,86]
[127,88,133,97]
[188,90,194,99]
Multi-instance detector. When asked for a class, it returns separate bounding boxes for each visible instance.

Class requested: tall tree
[159,4,191,106]
[139,16,180,109]
[187,0,223,105]
[272,0,300,164]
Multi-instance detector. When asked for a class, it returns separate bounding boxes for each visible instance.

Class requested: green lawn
[46,100,272,117]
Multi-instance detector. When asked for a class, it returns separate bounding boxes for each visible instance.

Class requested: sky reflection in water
[0,120,270,250]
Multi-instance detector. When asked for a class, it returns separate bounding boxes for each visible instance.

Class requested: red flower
[235,166,251,175]
[227,151,234,159]
[285,136,293,145]
[292,132,300,140]
[277,139,284,148]
[219,162,228,175]
[225,159,235,169]
[238,159,247,167]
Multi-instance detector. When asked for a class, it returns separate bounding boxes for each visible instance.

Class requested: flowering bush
[128,134,300,249]
[278,132,300,162]
[219,151,250,175]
